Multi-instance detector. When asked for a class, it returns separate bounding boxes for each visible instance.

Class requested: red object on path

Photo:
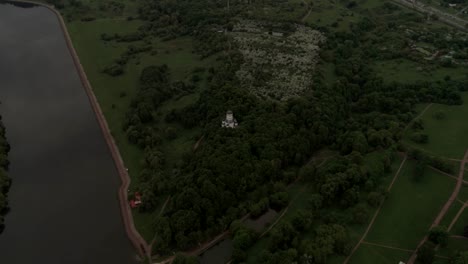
[130,192,142,208]
[135,192,142,201]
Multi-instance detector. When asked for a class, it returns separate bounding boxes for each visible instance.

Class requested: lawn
[404,92,468,159]
[67,19,207,184]
[365,159,455,249]
[245,152,405,264]
[303,0,359,31]
[439,199,462,229]
[375,59,467,83]
[67,18,216,241]
[348,243,410,264]
[457,184,468,202]
[245,180,311,263]
[437,237,468,258]
[449,207,468,237]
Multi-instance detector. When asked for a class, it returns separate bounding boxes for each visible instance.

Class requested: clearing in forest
[364,160,454,249]
[404,92,468,159]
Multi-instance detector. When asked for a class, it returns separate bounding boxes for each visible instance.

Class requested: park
[10,0,467,263]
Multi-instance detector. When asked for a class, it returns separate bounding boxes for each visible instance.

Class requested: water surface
[0,3,136,263]
[244,209,278,232]
[199,239,233,264]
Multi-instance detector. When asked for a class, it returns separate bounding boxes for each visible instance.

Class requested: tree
[351,204,369,224]
[464,225,468,237]
[172,253,199,264]
[367,192,383,207]
[413,160,427,182]
[411,132,429,144]
[152,217,172,253]
[454,251,468,264]
[270,192,289,210]
[416,242,435,264]
[432,110,446,120]
[269,222,298,250]
[250,198,269,218]
[291,210,313,231]
[412,119,424,130]
[428,226,448,247]
[308,194,323,211]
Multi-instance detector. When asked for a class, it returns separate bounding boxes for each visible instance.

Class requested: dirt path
[260,207,289,237]
[430,166,468,185]
[456,5,468,16]
[362,241,450,259]
[451,235,468,240]
[407,149,468,264]
[193,135,204,151]
[447,200,467,232]
[405,143,463,162]
[300,0,312,22]
[150,197,171,249]
[404,103,433,132]
[362,241,414,252]
[343,155,408,264]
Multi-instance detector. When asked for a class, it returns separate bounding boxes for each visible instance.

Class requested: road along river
[0,2,138,263]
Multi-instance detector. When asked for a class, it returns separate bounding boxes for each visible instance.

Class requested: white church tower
[221,110,238,128]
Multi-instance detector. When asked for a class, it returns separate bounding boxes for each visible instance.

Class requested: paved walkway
[362,241,413,252]
[447,200,468,232]
[407,149,468,264]
[403,103,433,132]
[343,155,408,264]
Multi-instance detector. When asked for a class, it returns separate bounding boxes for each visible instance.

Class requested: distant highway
[392,0,468,32]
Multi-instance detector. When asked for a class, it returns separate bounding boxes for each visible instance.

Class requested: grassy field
[302,0,359,31]
[449,207,468,237]
[375,59,467,83]
[245,180,311,263]
[67,18,216,241]
[365,159,454,249]
[437,237,468,258]
[404,92,468,159]
[348,243,410,264]
[245,152,405,264]
[439,199,462,229]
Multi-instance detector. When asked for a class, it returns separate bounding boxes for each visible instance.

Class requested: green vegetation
[375,59,467,83]
[365,160,454,249]
[348,243,410,264]
[439,200,462,228]
[449,208,468,236]
[0,118,9,233]
[66,17,216,240]
[404,93,468,159]
[46,0,468,262]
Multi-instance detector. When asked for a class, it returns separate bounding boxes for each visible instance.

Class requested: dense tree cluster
[407,147,455,174]
[428,226,449,247]
[122,2,468,257]
[0,118,10,234]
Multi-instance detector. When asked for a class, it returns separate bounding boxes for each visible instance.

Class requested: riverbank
[8,0,149,259]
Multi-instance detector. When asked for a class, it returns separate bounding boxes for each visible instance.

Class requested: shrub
[411,132,429,144]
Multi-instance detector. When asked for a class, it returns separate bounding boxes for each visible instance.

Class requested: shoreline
[7,0,150,259]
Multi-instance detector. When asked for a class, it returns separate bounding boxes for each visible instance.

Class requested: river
[0,2,137,263]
